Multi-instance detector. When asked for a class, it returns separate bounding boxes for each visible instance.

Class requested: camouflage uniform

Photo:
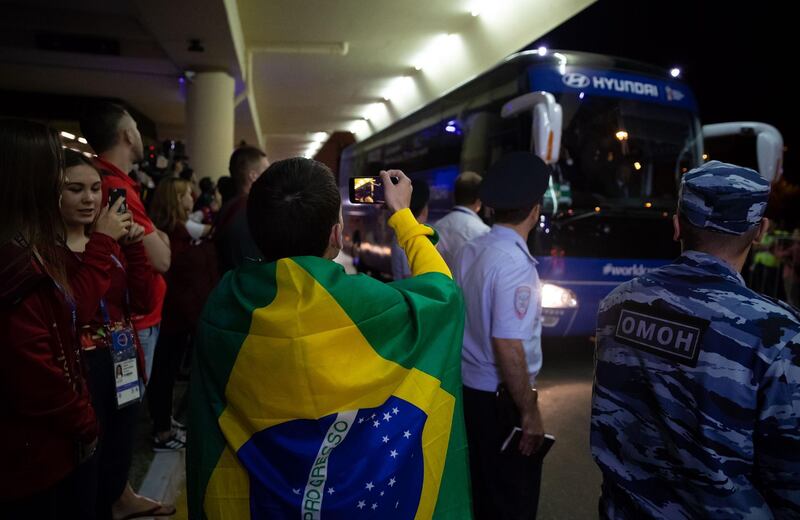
[591,161,800,518]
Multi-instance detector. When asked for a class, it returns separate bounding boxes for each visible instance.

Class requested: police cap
[679,160,770,235]
[479,152,551,210]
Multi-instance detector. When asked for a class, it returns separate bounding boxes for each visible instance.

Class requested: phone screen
[349,177,385,204]
[108,188,128,214]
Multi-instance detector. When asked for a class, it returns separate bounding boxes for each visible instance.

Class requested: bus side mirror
[702,122,783,183]
[502,91,563,165]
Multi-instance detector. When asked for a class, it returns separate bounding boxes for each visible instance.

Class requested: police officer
[591,160,800,518]
[454,152,550,520]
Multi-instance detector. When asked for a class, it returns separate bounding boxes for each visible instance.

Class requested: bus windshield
[551,94,699,210]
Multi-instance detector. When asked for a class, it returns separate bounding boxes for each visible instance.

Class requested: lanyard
[99,253,130,324]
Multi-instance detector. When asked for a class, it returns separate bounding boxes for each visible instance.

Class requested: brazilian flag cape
[187,209,472,519]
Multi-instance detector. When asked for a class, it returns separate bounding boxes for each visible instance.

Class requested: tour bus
[339,49,783,337]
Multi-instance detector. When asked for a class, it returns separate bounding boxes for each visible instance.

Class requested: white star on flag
[383,412,392,422]
[292,488,300,495]
[358,417,364,424]
[390,449,398,459]
[372,503,378,510]
[403,430,411,439]
[382,435,389,443]
[388,477,396,487]
[327,487,335,495]
[395,501,400,509]
[392,407,399,415]
[365,482,374,491]
[380,491,385,496]
[373,420,380,428]
[357,500,365,510]
[370,413,376,419]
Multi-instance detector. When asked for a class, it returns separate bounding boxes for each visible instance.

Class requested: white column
[186,71,235,181]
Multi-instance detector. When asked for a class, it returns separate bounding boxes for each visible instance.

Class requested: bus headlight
[541,283,578,309]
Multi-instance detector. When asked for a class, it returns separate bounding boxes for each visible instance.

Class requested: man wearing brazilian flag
[187,158,471,519]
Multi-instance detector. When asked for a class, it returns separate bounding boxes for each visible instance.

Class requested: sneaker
[152,433,186,452]
[171,417,187,432]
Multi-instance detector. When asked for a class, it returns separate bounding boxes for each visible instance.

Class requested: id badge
[110,327,141,408]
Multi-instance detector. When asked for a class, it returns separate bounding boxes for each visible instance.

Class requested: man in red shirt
[80,103,174,517]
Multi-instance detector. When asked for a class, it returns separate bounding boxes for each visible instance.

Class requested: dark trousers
[147,331,190,434]
[85,348,139,519]
[0,455,98,520]
[463,385,543,520]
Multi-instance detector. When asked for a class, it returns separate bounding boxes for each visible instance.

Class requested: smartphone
[349,176,385,204]
[501,429,555,461]
[108,188,127,213]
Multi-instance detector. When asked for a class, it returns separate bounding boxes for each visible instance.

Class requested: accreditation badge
[110,326,141,408]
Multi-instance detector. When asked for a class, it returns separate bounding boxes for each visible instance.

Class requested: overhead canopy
[0,0,594,160]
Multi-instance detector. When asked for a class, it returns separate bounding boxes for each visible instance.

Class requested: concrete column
[186,71,235,181]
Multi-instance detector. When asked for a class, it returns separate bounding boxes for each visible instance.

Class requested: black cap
[479,152,550,210]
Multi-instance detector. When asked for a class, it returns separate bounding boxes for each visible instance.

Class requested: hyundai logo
[562,72,590,88]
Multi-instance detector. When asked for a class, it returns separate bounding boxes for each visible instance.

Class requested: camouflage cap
[678,160,770,235]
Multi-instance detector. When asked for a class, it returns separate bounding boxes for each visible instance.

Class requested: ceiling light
[77,137,88,144]
[60,131,75,140]
[537,46,548,56]
[412,33,460,72]
[670,67,681,78]
[615,131,629,141]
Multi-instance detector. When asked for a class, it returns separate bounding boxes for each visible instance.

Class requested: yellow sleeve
[388,208,452,279]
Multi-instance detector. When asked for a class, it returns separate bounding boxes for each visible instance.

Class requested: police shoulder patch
[614,302,709,367]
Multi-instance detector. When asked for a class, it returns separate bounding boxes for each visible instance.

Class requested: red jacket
[0,242,98,499]
[62,233,157,330]
[161,224,219,334]
[62,233,157,382]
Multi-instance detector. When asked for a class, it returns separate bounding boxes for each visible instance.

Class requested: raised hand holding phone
[380,169,412,214]
[94,196,132,241]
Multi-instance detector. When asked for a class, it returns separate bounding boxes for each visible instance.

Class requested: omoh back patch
[614,302,708,367]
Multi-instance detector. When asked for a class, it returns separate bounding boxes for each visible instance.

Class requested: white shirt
[434,206,490,270]
[454,225,543,392]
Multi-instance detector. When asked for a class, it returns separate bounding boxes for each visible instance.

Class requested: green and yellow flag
[187,210,471,519]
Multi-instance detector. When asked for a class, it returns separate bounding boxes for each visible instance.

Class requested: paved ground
[536,337,601,520]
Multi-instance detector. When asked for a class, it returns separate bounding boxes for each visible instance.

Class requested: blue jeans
[137,324,160,393]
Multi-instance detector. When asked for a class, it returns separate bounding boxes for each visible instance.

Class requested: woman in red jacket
[147,178,218,451]
[0,119,99,518]
[59,150,175,519]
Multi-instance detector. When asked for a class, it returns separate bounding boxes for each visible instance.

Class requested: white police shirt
[454,225,543,392]
[434,206,490,270]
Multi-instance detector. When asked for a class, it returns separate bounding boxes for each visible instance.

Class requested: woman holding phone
[0,120,99,518]
[59,150,174,519]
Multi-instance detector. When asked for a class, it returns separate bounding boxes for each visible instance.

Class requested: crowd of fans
[0,103,267,519]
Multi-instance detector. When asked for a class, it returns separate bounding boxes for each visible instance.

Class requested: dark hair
[0,118,69,290]
[410,179,430,218]
[80,102,128,154]
[229,146,267,190]
[216,176,235,205]
[493,204,536,225]
[63,149,95,170]
[179,167,194,181]
[247,157,341,262]
[678,215,759,256]
[454,171,482,206]
[199,177,215,194]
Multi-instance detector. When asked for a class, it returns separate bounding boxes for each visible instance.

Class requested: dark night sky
[532,0,794,181]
